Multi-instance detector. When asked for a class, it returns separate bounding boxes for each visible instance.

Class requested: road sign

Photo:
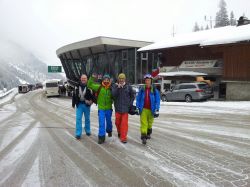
[48,66,62,73]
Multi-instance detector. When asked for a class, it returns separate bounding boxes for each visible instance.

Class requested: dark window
[198,84,210,89]
[122,50,128,60]
[141,52,148,60]
[179,85,196,89]
[46,83,58,87]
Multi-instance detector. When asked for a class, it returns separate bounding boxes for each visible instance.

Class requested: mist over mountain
[0,39,63,90]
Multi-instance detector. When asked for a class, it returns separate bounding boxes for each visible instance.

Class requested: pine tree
[215,0,230,27]
[230,11,237,25]
[193,22,200,32]
[205,24,210,30]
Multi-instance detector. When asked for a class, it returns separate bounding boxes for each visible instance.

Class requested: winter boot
[98,136,105,144]
[141,134,147,145]
[121,140,127,144]
[107,131,112,137]
[75,135,81,140]
[147,128,152,139]
[86,132,91,136]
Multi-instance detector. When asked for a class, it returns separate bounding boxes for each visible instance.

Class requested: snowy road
[1,90,250,187]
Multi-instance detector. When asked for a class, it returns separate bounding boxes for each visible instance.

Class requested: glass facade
[59,48,159,86]
[60,48,138,85]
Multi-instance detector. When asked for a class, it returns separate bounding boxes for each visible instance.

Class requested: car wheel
[185,95,192,102]
[161,95,167,102]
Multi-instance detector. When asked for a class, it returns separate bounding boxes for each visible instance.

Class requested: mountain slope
[0,39,63,90]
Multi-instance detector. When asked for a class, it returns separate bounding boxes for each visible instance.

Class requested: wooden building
[139,24,250,100]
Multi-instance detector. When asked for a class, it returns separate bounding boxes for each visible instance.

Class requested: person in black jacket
[72,74,95,139]
[112,73,135,143]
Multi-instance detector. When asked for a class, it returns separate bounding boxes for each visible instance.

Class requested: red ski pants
[115,112,128,141]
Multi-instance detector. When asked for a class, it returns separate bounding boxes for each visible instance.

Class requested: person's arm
[135,88,143,115]
[111,83,118,98]
[89,89,95,101]
[87,76,101,92]
[136,88,142,109]
[129,86,135,107]
[72,88,76,108]
[85,89,94,106]
[155,89,161,111]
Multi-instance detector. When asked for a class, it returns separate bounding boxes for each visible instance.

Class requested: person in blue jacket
[136,74,160,145]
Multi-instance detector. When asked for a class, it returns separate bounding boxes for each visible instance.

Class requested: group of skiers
[72,73,160,145]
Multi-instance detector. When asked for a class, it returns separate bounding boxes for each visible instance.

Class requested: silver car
[161,82,214,102]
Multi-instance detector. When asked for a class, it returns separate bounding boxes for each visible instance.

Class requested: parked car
[161,82,214,102]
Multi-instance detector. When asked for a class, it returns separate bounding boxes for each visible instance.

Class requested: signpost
[48,66,62,73]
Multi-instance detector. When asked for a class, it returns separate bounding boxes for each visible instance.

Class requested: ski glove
[135,108,140,115]
[153,110,159,118]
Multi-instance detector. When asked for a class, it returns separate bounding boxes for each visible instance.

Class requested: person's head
[118,73,126,84]
[80,74,88,85]
[144,74,152,88]
[102,74,111,86]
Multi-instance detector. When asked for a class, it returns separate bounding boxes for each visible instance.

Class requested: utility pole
[172,25,176,37]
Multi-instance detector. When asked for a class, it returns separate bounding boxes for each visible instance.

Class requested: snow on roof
[201,24,250,46]
[158,71,207,77]
[138,24,250,51]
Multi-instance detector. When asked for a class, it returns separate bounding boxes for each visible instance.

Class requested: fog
[0,0,249,65]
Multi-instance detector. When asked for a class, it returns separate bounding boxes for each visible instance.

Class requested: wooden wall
[222,44,250,81]
[159,45,223,66]
[158,43,250,81]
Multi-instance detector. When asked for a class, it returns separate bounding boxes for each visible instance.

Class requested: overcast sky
[0,0,249,65]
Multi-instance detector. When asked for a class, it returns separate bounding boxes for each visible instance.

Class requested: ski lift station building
[57,22,250,100]
[56,36,153,86]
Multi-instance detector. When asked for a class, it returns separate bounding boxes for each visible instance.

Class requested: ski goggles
[143,74,152,79]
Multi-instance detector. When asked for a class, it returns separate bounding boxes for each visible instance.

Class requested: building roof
[56,36,152,57]
[138,24,250,52]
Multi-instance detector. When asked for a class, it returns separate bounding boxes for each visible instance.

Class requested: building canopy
[57,36,152,58]
[56,36,152,85]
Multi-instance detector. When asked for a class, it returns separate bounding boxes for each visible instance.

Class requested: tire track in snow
[0,120,37,160]
[29,91,147,186]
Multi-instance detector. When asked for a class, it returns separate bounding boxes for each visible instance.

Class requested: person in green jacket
[87,73,113,144]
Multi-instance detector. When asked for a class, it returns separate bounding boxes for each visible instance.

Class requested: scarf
[79,84,86,101]
[102,81,111,89]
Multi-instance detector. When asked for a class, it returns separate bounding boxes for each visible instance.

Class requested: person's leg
[120,113,128,143]
[147,111,154,139]
[83,104,91,135]
[98,110,106,144]
[140,109,150,144]
[105,109,113,137]
[115,112,122,138]
[140,109,149,135]
[75,103,84,138]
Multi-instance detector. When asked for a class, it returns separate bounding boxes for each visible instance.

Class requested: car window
[179,85,196,89]
[198,84,210,89]
[173,85,179,90]
[179,85,186,89]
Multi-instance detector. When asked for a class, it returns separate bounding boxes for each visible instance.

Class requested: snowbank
[0,88,18,105]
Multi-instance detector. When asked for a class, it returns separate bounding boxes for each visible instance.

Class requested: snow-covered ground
[1,91,250,186]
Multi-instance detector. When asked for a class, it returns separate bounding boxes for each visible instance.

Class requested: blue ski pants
[75,103,91,137]
[98,109,112,137]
